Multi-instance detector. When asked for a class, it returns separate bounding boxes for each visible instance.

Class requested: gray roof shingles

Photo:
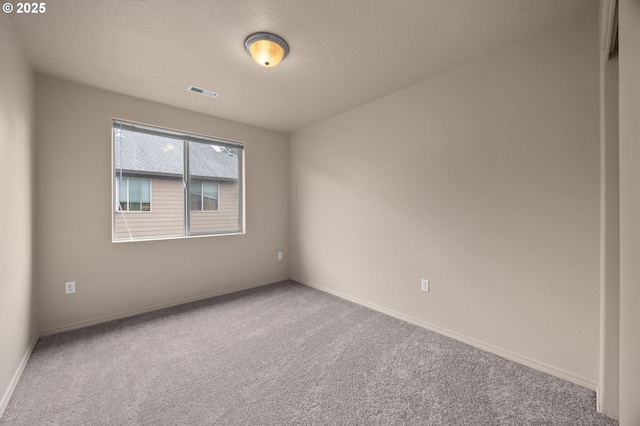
[114,130,239,180]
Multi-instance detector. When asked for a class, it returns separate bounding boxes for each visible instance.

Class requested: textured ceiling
[8,0,598,133]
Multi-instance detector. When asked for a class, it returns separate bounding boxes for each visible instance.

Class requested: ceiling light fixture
[244,32,289,67]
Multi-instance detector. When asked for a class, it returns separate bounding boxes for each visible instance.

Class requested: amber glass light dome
[245,33,289,67]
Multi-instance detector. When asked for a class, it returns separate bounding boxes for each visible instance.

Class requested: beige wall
[618,0,640,424]
[290,17,601,388]
[0,15,37,415]
[36,76,290,334]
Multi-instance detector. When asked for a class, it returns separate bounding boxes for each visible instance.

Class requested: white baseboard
[3,276,597,422]
[39,277,290,336]
[293,276,597,391]
[0,337,38,419]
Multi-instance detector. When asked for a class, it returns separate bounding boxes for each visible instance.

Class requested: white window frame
[112,119,244,242]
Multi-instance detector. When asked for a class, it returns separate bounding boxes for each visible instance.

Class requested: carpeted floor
[1,280,617,425]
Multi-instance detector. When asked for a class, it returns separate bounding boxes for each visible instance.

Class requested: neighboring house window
[190,181,219,211]
[116,178,151,212]
[113,120,244,241]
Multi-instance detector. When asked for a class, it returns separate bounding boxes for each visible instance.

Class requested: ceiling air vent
[187,85,219,99]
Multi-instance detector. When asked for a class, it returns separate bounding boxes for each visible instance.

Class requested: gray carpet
[1,280,617,425]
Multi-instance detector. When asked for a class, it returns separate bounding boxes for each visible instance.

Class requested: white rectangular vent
[187,85,219,99]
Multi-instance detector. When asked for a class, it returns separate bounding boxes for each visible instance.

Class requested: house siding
[190,181,240,233]
[114,177,239,240]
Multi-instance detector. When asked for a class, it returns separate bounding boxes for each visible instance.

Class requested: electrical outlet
[421,279,430,292]
[65,281,76,294]
[277,252,283,260]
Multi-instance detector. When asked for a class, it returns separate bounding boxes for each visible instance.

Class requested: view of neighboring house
[113,129,241,240]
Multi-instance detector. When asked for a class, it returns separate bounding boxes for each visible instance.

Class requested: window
[116,178,151,212]
[190,181,219,211]
[113,120,244,241]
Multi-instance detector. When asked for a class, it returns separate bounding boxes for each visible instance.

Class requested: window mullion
[184,140,190,236]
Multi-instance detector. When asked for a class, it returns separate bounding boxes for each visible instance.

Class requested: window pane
[203,197,219,211]
[129,178,142,203]
[203,182,218,199]
[202,182,218,211]
[127,178,143,211]
[114,120,243,241]
[114,126,184,240]
[190,182,202,211]
[116,178,128,211]
[140,180,151,211]
[188,143,240,234]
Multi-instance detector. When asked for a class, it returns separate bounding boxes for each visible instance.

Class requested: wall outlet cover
[421,279,429,292]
